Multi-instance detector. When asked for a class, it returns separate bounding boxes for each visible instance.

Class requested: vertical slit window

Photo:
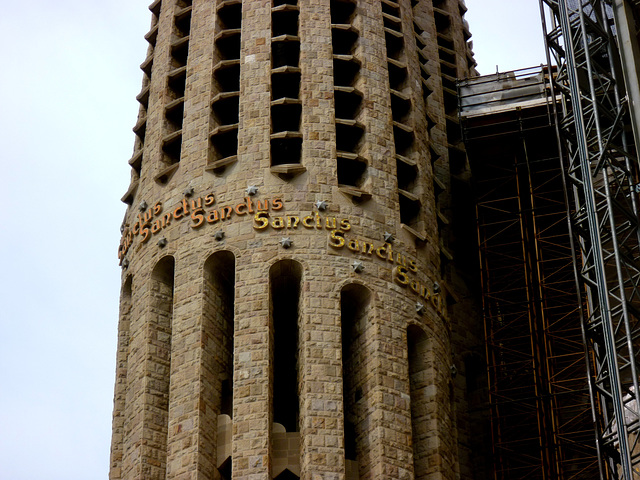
[332,0,367,194]
[208,0,242,173]
[270,0,302,169]
[381,0,425,235]
[109,276,133,478]
[330,0,355,23]
[203,251,235,480]
[270,260,303,433]
[341,284,372,478]
[148,256,175,478]
[160,1,193,170]
[407,325,431,480]
[131,0,163,180]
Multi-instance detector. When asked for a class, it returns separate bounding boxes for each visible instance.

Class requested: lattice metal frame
[460,68,600,478]
[539,0,640,477]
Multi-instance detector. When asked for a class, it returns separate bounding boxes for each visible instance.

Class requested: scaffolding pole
[540,0,640,477]
[460,67,599,479]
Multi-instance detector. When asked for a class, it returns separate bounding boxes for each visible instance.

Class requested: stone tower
[110,0,480,478]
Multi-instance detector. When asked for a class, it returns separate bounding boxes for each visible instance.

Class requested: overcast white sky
[0,1,545,478]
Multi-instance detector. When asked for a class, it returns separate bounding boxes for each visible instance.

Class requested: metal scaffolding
[539,0,640,478]
[460,67,600,479]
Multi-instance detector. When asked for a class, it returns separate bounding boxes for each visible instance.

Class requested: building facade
[109,0,482,479]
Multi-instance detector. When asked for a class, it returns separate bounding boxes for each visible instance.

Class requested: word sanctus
[328,230,447,319]
[328,230,417,271]
[253,211,351,232]
[118,193,283,261]
[394,266,448,319]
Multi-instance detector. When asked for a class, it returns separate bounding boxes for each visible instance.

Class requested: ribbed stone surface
[110,0,481,479]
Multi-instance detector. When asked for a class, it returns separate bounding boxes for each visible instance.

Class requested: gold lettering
[376,245,387,260]
[329,230,345,248]
[140,224,151,243]
[154,202,163,214]
[302,215,315,228]
[364,242,375,255]
[221,206,233,220]
[287,216,300,229]
[204,193,215,206]
[256,199,269,211]
[325,217,337,230]
[387,245,394,263]
[340,218,351,232]
[191,198,202,210]
[272,217,285,229]
[394,266,409,286]
[235,202,247,215]
[347,239,359,252]
[207,210,220,223]
[191,209,205,228]
[408,259,418,273]
[431,293,440,310]
[253,212,269,230]
[421,284,431,301]
[272,198,283,210]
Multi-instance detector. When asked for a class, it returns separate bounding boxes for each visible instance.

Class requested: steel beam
[539,0,640,478]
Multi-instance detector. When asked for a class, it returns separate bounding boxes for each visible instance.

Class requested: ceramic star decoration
[280,237,293,248]
[315,200,328,211]
[246,185,259,196]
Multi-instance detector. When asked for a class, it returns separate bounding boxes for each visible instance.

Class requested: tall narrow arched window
[109,275,133,478]
[407,324,430,480]
[203,251,235,479]
[149,256,175,477]
[340,283,372,477]
[270,260,303,433]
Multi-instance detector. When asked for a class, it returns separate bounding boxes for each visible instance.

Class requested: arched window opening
[341,283,372,475]
[118,275,133,384]
[149,256,175,477]
[407,324,430,480]
[270,260,303,433]
[109,275,133,478]
[218,456,231,480]
[203,250,235,480]
[274,469,300,480]
[205,251,236,416]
